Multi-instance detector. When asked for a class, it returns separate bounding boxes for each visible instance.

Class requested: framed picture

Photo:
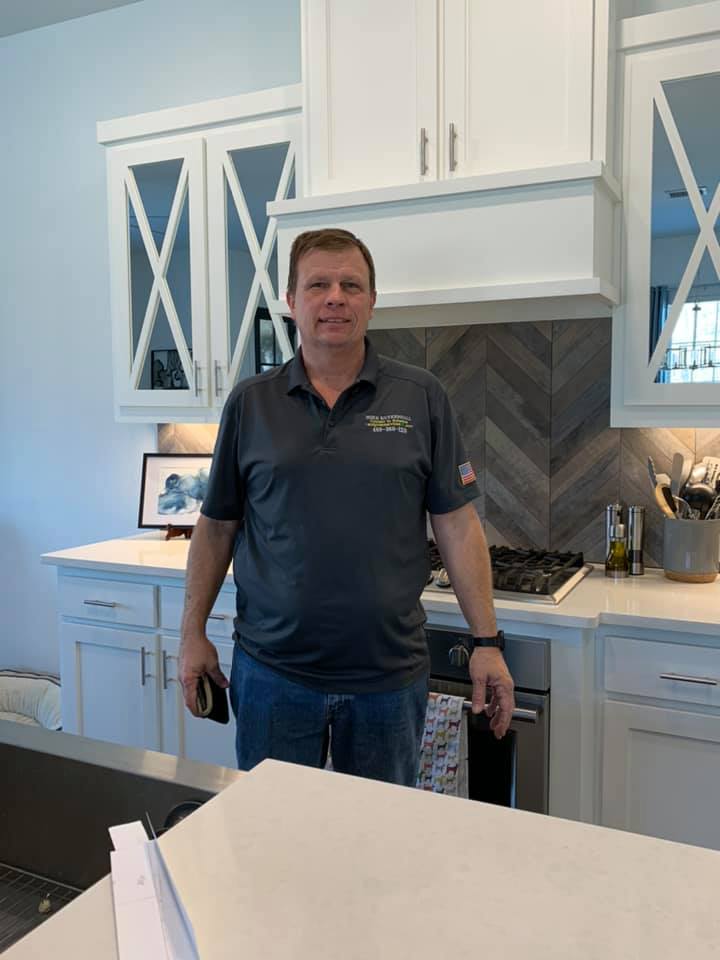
[151,348,189,389]
[138,453,212,528]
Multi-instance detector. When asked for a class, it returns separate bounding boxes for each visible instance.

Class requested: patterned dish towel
[416,692,469,798]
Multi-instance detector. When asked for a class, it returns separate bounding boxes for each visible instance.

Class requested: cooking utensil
[647,456,671,491]
[705,494,720,521]
[670,452,685,497]
[682,482,717,519]
[688,463,708,486]
[679,455,694,495]
[702,456,720,491]
[654,482,677,519]
[673,496,696,520]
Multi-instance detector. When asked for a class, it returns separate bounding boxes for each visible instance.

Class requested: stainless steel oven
[425,626,550,814]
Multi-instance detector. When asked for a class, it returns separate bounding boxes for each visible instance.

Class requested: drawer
[59,575,156,628]
[605,635,720,708]
[160,585,235,640]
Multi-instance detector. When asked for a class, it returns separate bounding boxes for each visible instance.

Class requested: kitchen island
[7,758,720,959]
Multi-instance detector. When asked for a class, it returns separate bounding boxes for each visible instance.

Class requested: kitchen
[2,0,720,955]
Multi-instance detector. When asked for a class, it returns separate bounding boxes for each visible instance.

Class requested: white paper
[109,821,199,960]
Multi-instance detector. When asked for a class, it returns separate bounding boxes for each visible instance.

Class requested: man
[179,228,514,786]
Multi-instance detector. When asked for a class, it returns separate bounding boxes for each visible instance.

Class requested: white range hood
[268,160,621,328]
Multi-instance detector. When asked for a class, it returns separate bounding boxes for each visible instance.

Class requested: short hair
[286,228,376,294]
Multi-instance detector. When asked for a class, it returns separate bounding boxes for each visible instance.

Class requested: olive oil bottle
[605,523,629,579]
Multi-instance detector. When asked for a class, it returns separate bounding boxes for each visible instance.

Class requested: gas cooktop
[425,543,593,605]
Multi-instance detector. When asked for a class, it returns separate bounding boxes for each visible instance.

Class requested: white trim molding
[618,1,720,52]
[97,85,303,145]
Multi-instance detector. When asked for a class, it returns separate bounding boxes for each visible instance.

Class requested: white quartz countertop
[42,533,720,634]
[7,759,720,959]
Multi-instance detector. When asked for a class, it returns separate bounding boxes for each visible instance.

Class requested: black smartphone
[196,674,230,724]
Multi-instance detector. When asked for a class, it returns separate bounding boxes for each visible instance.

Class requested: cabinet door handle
[660,672,718,686]
[140,646,147,686]
[214,361,224,399]
[162,650,173,690]
[194,361,202,397]
[83,599,117,608]
[208,613,226,621]
[419,127,428,176]
[449,121,457,172]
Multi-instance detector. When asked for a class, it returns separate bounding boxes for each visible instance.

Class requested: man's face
[286,246,376,354]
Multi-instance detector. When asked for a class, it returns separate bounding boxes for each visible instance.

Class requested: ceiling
[0,0,142,38]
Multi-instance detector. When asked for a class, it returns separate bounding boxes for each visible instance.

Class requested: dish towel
[416,692,469,798]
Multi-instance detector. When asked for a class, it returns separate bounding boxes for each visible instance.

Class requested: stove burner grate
[427,542,585,596]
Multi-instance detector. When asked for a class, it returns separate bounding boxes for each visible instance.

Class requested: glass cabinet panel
[648,73,720,385]
[207,118,300,403]
[107,137,207,410]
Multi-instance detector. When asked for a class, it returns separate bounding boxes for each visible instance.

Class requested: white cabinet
[602,701,720,850]
[302,0,596,197]
[611,10,720,426]
[98,87,302,423]
[56,571,238,770]
[599,632,720,849]
[59,622,161,751]
[442,0,593,180]
[160,636,237,769]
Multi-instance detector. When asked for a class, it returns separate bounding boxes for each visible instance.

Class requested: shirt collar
[286,338,379,394]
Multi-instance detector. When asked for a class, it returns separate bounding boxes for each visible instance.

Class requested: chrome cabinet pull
[214,361,224,399]
[162,650,169,690]
[419,127,428,176]
[660,672,718,686]
[208,613,226,621]
[449,121,457,172]
[140,646,147,686]
[83,599,117,608]
[194,361,202,397]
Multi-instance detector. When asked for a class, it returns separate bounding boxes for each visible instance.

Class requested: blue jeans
[229,645,429,787]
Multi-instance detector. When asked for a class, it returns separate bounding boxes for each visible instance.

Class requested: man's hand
[178,635,229,717]
[469,648,515,739]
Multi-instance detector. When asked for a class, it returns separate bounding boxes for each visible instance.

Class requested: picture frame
[138,453,213,529]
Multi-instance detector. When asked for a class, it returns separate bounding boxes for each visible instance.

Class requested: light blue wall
[0,0,300,672]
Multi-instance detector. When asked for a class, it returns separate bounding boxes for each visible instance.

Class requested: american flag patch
[458,461,476,485]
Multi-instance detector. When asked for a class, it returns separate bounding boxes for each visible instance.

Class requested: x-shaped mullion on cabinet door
[223,142,296,389]
[125,161,194,392]
[648,81,720,382]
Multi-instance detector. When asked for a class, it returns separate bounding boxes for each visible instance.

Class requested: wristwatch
[470,630,505,652]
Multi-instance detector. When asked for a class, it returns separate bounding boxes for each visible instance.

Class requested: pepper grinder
[627,505,645,576]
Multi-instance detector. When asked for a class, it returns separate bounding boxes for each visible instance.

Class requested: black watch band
[470,630,505,652]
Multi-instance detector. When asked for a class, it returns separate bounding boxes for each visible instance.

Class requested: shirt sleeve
[201,389,244,522]
[424,379,480,514]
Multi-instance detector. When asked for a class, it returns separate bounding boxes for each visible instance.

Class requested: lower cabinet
[57,574,239,769]
[160,636,237,769]
[601,701,720,851]
[59,621,161,751]
[600,632,720,851]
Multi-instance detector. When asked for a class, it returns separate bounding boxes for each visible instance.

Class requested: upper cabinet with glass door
[612,15,720,426]
[98,87,301,422]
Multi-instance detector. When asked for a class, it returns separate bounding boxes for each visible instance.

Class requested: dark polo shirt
[201,340,479,693]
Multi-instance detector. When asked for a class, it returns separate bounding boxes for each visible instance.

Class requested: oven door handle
[461,700,539,724]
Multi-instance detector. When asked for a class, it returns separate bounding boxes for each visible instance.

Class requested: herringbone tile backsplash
[160,318,720,567]
[371,320,720,567]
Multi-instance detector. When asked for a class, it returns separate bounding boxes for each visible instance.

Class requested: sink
[0,720,239,951]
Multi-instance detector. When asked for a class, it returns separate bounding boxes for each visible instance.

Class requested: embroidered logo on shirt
[458,461,476,485]
[365,414,414,435]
